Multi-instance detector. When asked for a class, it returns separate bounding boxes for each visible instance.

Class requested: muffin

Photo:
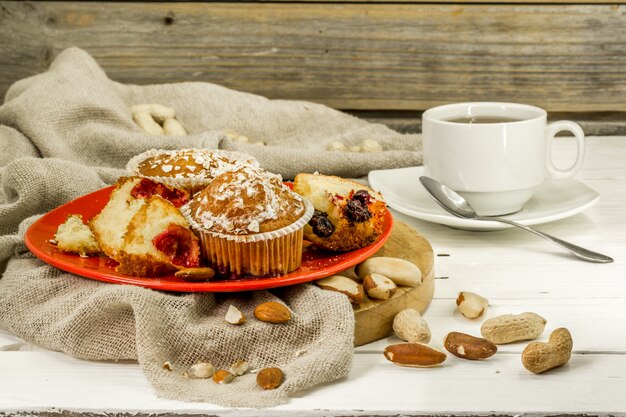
[115,195,200,277]
[54,214,101,257]
[293,173,387,252]
[126,148,259,195]
[90,176,200,276]
[182,165,314,277]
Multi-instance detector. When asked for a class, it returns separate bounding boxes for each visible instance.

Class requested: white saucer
[368,167,599,231]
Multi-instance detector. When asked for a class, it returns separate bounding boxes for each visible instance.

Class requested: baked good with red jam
[90,176,200,277]
[293,173,387,252]
[54,214,101,257]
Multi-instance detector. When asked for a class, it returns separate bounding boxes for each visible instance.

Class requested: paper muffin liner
[126,148,260,196]
[182,198,314,277]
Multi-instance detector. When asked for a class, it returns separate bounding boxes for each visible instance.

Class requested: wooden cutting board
[352,221,435,346]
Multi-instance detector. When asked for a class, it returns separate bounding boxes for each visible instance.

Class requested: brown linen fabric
[0,48,421,407]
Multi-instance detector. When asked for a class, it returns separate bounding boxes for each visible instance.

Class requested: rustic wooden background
[1,1,625,134]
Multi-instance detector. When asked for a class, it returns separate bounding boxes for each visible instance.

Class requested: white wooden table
[1,137,625,416]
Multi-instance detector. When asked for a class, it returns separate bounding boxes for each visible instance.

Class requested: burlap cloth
[0,48,422,407]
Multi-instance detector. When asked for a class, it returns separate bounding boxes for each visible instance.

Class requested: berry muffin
[182,165,313,277]
[115,195,200,277]
[54,214,101,257]
[293,173,387,252]
[126,148,259,195]
[90,176,199,276]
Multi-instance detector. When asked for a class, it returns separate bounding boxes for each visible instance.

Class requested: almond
[444,332,497,360]
[175,267,215,282]
[384,343,447,368]
[316,275,365,305]
[225,305,245,325]
[363,273,397,300]
[254,301,292,324]
[256,367,284,390]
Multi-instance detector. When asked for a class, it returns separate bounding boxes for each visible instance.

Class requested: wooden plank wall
[1,1,625,134]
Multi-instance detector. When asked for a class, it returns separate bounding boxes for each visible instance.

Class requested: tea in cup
[422,102,585,216]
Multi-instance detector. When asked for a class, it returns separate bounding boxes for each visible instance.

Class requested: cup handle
[545,120,585,180]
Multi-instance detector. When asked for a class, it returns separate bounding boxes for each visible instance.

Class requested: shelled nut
[355,257,422,287]
[363,273,397,300]
[444,332,497,360]
[256,367,284,390]
[175,267,215,282]
[189,362,215,379]
[230,359,249,376]
[213,369,235,384]
[361,139,383,153]
[456,291,489,319]
[254,301,292,324]
[131,104,176,122]
[163,118,187,136]
[316,275,365,305]
[384,343,446,368]
[225,305,245,325]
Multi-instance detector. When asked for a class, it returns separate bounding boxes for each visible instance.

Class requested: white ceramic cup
[422,102,585,216]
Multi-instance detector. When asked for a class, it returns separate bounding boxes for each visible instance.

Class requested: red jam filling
[131,178,189,208]
[153,224,200,268]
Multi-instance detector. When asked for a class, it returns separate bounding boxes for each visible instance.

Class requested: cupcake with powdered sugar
[182,165,313,278]
[126,148,259,196]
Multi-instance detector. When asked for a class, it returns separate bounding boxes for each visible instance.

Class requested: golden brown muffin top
[135,149,256,179]
[187,166,306,235]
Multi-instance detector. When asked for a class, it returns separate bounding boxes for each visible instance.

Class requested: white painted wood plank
[300,352,626,415]
[424,235,626,300]
[565,136,626,180]
[0,350,624,415]
[356,297,626,354]
[397,220,624,300]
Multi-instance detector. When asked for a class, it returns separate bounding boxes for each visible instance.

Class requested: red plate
[24,186,393,292]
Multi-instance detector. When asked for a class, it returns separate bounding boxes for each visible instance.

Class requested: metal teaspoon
[419,176,613,263]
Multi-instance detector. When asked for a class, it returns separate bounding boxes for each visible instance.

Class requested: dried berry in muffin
[352,190,373,205]
[344,191,373,223]
[309,209,335,238]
